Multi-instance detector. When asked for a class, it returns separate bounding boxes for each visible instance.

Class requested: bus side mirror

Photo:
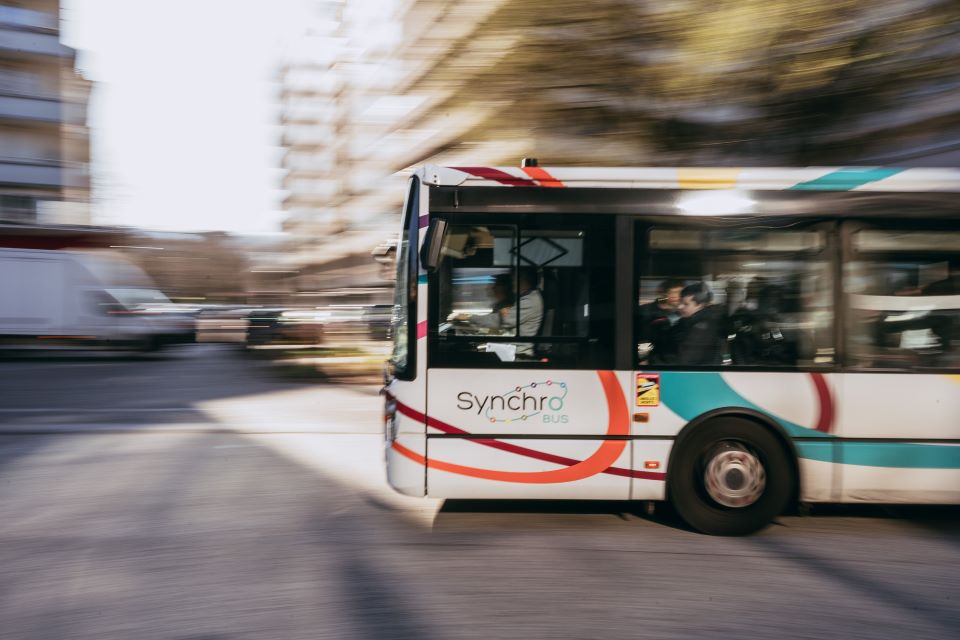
[420,218,447,272]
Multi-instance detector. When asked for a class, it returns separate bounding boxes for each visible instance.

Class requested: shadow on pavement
[749,527,958,636]
[0,430,442,640]
[0,349,178,363]
[435,498,697,534]
[435,499,960,536]
[0,344,329,418]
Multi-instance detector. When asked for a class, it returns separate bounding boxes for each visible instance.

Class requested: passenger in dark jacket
[677,282,725,365]
[636,278,684,364]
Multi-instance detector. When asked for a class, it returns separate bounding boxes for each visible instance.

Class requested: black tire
[669,417,793,536]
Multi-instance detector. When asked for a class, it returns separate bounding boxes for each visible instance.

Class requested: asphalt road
[0,345,957,640]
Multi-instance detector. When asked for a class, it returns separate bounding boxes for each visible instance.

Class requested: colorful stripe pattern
[788,168,904,191]
[661,372,960,470]
[431,166,959,191]
[389,371,666,483]
[677,168,740,189]
[453,167,538,187]
[391,370,960,484]
[454,166,566,188]
[659,372,834,439]
[520,166,566,187]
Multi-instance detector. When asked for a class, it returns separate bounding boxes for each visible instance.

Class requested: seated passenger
[729,279,797,365]
[677,282,725,365]
[452,268,543,360]
[501,267,544,358]
[636,278,683,364]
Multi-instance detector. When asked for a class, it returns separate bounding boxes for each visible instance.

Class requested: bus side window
[845,228,960,370]
[638,226,834,368]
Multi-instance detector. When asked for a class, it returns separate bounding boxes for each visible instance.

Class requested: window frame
[426,212,615,370]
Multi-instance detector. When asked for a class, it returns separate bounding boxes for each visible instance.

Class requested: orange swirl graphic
[392,370,629,484]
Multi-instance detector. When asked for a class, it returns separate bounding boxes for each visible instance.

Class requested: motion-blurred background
[2,0,959,374]
[2,5,960,639]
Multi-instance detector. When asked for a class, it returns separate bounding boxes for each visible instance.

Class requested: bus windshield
[389,179,417,378]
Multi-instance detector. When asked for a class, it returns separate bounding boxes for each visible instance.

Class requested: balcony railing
[0,94,60,122]
[0,158,64,188]
[0,28,69,58]
[0,70,55,98]
[0,6,58,32]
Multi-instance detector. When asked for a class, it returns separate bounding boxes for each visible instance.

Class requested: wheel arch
[667,407,801,509]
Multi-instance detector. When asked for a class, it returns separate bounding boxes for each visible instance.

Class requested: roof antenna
[521,158,538,167]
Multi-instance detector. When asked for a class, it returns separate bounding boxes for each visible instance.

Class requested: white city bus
[382,163,960,534]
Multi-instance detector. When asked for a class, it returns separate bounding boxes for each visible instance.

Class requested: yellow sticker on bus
[636,373,660,407]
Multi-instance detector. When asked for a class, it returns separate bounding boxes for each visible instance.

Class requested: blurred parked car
[195,306,251,344]
[0,248,194,351]
[241,305,392,349]
[245,308,325,348]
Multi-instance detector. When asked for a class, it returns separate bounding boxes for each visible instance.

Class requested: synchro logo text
[456,380,568,424]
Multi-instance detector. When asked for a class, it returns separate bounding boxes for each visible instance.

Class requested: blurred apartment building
[278,0,515,304]
[0,0,90,227]
[279,0,960,301]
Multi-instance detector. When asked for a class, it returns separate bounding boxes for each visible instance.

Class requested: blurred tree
[407,0,960,165]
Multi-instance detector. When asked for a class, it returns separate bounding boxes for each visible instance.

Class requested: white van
[0,248,194,350]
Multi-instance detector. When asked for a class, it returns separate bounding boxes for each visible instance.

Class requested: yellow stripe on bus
[677,168,741,189]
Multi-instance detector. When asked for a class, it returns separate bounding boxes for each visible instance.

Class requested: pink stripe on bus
[453,167,537,187]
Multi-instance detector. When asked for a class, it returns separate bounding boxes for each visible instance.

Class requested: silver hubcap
[703,442,766,508]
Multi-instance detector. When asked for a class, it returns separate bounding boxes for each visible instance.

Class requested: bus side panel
[425,438,631,499]
[615,372,672,500]
[839,374,959,439]
[837,374,960,503]
[624,370,840,502]
[618,370,687,437]
[797,457,836,503]
[386,433,426,497]
[837,464,960,504]
[424,368,630,498]
[629,440,671,500]
[426,369,618,437]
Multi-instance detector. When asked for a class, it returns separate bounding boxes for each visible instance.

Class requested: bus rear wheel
[669,418,793,536]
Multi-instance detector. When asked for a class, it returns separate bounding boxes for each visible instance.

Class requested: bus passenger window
[431,220,613,369]
[638,226,834,368]
[846,229,960,370]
